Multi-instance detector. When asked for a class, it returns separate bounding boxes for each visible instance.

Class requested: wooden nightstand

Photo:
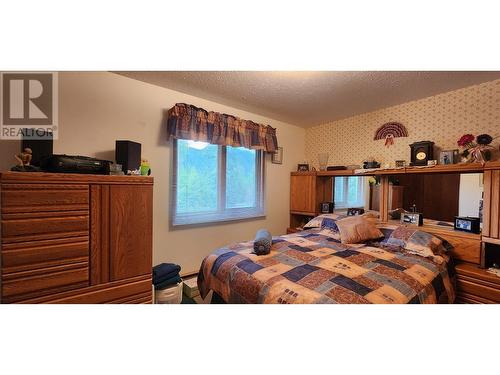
[455,263,500,303]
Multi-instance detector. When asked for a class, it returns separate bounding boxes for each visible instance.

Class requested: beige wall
[306,79,500,168]
[0,72,306,275]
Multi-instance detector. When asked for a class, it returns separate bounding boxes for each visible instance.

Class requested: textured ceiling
[115,71,500,127]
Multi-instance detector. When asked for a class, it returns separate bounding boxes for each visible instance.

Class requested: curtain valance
[167,103,278,152]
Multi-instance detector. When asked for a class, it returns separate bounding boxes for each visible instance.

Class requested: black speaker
[21,131,53,166]
[115,140,141,173]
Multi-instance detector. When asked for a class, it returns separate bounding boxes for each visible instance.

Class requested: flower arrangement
[457,133,496,164]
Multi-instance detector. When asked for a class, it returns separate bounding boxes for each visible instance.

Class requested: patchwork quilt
[197,227,456,304]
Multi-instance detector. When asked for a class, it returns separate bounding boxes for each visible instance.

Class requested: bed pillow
[383,225,448,259]
[303,213,346,230]
[335,215,384,244]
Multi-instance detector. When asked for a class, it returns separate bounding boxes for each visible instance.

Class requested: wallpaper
[305,79,500,168]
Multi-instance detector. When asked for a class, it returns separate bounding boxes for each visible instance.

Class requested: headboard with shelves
[289,161,500,303]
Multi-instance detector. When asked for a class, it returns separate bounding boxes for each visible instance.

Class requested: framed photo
[439,149,458,165]
[271,147,283,164]
[320,202,334,213]
[297,164,309,172]
[401,212,423,226]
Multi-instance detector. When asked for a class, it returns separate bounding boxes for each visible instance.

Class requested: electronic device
[116,140,141,173]
[40,154,111,174]
[409,141,434,166]
[21,130,53,166]
[320,202,334,213]
[454,216,480,234]
[363,161,380,169]
[347,208,365,216]
[401,212,423,226]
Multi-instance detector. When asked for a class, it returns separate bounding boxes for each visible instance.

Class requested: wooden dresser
[0,172,153,304]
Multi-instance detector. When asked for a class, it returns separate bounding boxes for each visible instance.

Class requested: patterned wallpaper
[305,79,500,168]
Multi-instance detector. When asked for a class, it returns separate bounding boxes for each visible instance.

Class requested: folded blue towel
[154,274,182,290]
[153,263,181,285]
[253,229,272,255]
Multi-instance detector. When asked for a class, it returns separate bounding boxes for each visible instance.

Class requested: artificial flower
[457,134,475,147]
[476,133,493,145]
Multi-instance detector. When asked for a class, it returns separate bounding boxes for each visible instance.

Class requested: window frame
[171,139,266,227]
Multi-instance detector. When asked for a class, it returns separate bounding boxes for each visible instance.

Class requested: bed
[197,216,456,304]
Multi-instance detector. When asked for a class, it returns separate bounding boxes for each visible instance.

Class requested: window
[172,139,265,226]
[334,176,366,209]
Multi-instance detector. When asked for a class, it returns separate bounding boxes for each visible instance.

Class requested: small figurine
[15,148,33,166]
[140,159,151,176]
[11,147,40,172]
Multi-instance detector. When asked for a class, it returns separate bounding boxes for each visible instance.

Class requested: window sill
[172,211,266,228]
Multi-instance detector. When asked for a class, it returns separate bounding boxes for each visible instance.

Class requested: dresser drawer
[1,263,89,303]
[1,184,89,213]
[456,276,500,303]
[1,214,89,243]
[18,275,152,304]
[1,236,89,274]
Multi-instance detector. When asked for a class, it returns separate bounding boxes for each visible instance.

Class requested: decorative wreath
[374,122,409,147]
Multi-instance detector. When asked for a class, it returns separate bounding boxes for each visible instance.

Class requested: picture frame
[401,212,423,226]
[439,149,458,165]
[320,202,334,213]
[297,163,309,172]
[271,147,283,164]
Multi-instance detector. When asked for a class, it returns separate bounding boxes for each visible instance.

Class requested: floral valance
[167,103,278,152]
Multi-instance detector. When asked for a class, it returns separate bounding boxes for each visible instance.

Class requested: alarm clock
[454,216,480,234]
[320,202,334,213]
[409,141,434,166]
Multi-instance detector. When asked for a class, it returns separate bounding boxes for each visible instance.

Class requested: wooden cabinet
[455,263,500,303]
[289,172,332,232]
[483,170,500,241]
[109,185,153,281]
[1,172,153,304]
[290,172,332,216]
[290,173,317,215]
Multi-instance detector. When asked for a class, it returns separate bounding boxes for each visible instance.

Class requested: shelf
[404,163,484,174]
[483,237,500,246]
[290,211,316,216]
[299,162,493,178]
[290,171,317,176]
[316,170,354,177]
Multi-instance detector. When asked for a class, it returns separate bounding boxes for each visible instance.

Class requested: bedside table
[455,263,500,303]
